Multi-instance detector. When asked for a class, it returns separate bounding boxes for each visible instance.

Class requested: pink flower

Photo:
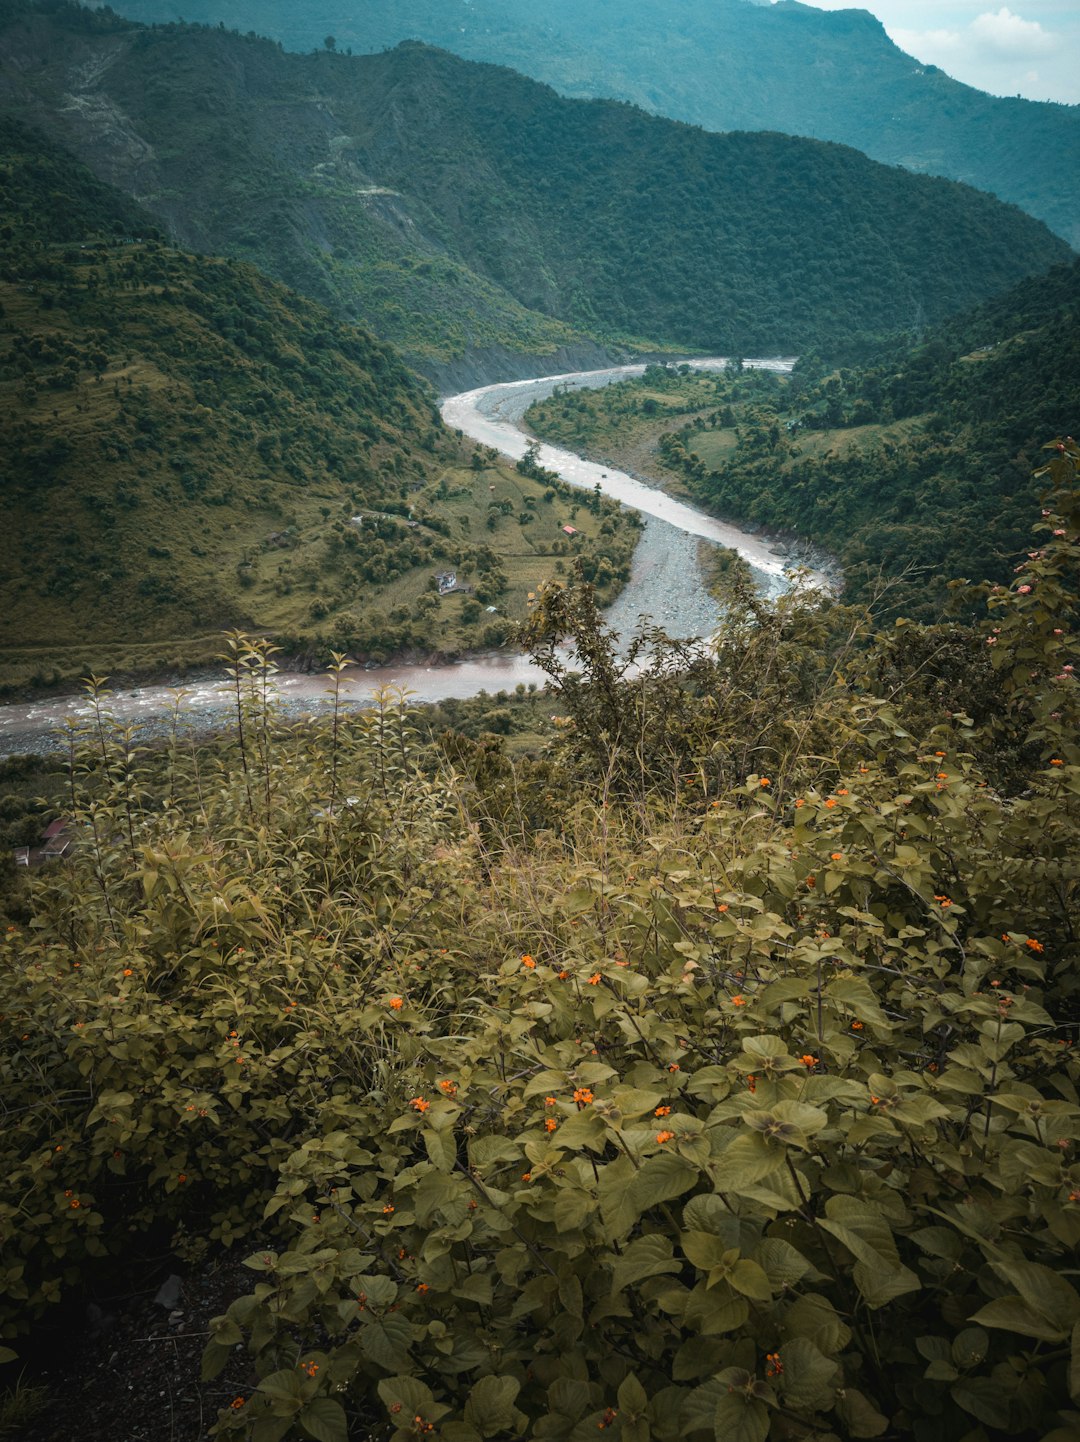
[1017,585,1032,594]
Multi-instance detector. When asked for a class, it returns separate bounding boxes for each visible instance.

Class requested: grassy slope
[96,0,1080,248]
[0,3,1070,368]
[0,116,639,688]
[524,257,1080,615]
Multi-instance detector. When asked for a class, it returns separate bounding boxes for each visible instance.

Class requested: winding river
[0,357,811,755]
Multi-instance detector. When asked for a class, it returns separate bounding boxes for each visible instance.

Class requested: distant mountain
[85,0,1080,250]
[0,2,1069,387]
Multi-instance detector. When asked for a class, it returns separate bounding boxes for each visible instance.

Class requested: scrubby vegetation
[1,443,1077,1441]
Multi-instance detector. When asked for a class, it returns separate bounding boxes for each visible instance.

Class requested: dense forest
[0,444,1077,1440]
[96,0,1080,248]
[0,115,639,689]
[0,2,1070,377]
[525,257,1080,619]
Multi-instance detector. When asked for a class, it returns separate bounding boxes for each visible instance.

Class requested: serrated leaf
[628,1151,698,1211]
[252,1417,294,1442]
[618,1374,648,1416]
[968,1295,1069,1342]
[950,1377,1011,1428]
[711,1131,786,1193]
[378,1376,435,1416]
[833,1387,888,1438]
[951,1326,989,1369]
[361,1312,416,1371]
[298,1398,348,1442]
[753,1238,812,1289]
[554,1186,595,1233]
[423,1127,456,1172]
[611,1234,680,1293]
[778,1336,837,1409]
[992,1259,1080,1328]
[712,1391,769,1442]
[465,1375,520,1437]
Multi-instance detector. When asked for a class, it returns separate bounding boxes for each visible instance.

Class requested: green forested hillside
[92,0,1080,248]
[0,2,1069,376]
[525,258,1080,617]
[0,116,639,688]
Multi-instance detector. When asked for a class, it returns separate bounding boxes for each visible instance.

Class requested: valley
[1,6,1079,1442]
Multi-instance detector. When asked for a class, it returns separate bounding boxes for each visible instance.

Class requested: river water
[0,357,810,755]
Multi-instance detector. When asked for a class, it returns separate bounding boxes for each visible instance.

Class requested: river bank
[0,357,828,756]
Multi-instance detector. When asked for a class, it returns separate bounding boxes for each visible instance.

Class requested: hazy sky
[792,2,1079,104]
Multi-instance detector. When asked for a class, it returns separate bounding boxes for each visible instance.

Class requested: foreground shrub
[0,448,1078,1439]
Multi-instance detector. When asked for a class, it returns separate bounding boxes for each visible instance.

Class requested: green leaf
[950,1377,1012,1428]
[727,1259,772,1302]
[439,1426,482,1442]
[618,1374,648,1417]
[628,1152,698,1211]
[465,1376,521,1437]
[554,1187,595,1233]
[710,1131,786,1193]
[712,1391,769,1442]
[258,1368,306,1409]
[753,1238,813,1289]
[992,1259,1080,1328]
[361,1312,416,1371]
[378,1376,435,1417]
[784,1294,851,1353]
[299,1398,349,1442]
[951,1326,989,1370]
[611,1234,680,1293]
[778,1336,837,1410]
[252,1417,294,1442]
[969,1295,1069,1343]
[833,1387,889,1438]
[423,1127,456,1172]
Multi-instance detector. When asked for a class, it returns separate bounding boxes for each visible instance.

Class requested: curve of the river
[0,357,814,755]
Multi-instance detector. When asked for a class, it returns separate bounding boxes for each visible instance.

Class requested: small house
[435,571,458,595]
[562,525,578,536]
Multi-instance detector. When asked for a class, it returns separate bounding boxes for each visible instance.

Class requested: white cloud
[892,26,963,54]
[969,7,1055,56]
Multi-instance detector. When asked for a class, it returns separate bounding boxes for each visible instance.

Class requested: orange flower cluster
[387,996,404,1010]
[800,1055,818,1068]
[731,995,746,1006]
[588,973,602,986]
[437,1079,458,1096]
[1026,938,1045,952]
[521,954,537,969]
[573,1087,594,1105]
[655,1106,671,1117]
[655,1130,675,1144]
[764,1353,783,1378]
[544,1118,558,1133]
[409,1097,430,1113]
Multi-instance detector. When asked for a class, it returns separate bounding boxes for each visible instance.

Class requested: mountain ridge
[0,2,1069,385]
[83,0,1080,249]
